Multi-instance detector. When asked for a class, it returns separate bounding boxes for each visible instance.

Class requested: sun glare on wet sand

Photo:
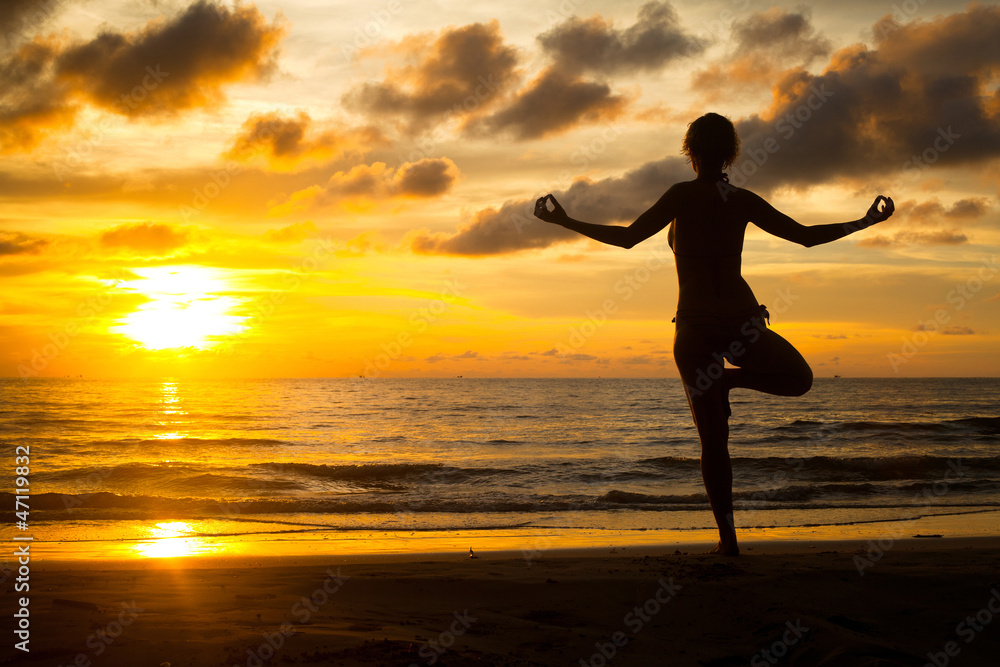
[132,521,221,559]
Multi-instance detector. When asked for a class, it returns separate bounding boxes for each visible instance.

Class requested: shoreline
[33,534,1000,570]
[29,507,1000,567]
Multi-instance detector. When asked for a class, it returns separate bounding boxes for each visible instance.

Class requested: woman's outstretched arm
[750,194,895,247]
[533,189,678,249]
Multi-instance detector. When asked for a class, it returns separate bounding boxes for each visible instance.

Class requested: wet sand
[15,536,1000,666]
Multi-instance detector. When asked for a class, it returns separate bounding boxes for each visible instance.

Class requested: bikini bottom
[672,305,771,384]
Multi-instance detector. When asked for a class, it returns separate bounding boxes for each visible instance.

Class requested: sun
[114,266,248,350]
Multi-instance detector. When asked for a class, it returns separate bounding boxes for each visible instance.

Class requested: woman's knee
[791,363,813,396]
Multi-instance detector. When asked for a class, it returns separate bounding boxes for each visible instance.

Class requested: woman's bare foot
[710,540,740,556]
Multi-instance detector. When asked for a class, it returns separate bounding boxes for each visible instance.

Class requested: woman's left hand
[863,195,895,226]
[534,194,568,225]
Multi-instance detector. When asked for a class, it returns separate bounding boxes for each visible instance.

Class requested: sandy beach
[13,536,1000,667]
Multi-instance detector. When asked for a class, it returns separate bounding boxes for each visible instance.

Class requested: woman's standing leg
[674,321,739,555]
[681,379,739,555]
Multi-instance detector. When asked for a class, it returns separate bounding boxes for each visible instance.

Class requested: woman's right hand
[534,194,568,225]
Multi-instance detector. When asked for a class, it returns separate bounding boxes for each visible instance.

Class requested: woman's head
[682,113,740,175]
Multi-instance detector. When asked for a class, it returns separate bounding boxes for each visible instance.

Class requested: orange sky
[2,0,998,378]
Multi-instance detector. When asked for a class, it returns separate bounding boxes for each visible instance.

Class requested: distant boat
[833,375,842,378]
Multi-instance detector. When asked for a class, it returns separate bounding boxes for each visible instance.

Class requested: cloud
[728,5,1000,191]
[944,198,990,219]
[425,350,481,362]
[395,157,460,197]
[915,323,976,335]
[345,9,696,142]
[0,230,48,255]
[879,197,991,228]
[57,1,285,115]
[730,8,831,61]
[99,222,190,254]
[499,353,532,361]
[262,221,316,244]
[692,8,830,97]
[0,0,64,37]
[271,157,459,214]
[857,196,988,247]
[408,196,575,256]
[337,231,387,257]
[473,3,702,140]
[342,21,516,133]
[537,1,705,75]
[621,355,656,364]
[471,67,627,140]
[0,37,77,152]
[225,111,382,170]
[0,1,286,152]
[857,230,968,248]
[410,156,689,256]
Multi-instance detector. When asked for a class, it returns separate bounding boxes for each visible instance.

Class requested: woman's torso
[669,178,758,315]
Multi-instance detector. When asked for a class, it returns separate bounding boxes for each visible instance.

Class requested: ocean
[3,377,999,559]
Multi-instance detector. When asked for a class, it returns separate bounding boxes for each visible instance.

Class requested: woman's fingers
[534,193,565,222]
[868,195,895,223]
[535,194,553,219]
[877,195,894,220]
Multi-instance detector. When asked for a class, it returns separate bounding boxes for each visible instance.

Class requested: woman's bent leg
[726,326,813,397]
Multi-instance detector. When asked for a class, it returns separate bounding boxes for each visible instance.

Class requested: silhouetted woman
[534,112,894,555]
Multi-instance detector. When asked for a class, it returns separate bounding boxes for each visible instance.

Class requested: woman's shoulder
[719,182,766,208]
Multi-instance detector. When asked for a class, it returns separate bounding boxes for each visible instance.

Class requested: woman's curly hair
[682,113,741,172]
